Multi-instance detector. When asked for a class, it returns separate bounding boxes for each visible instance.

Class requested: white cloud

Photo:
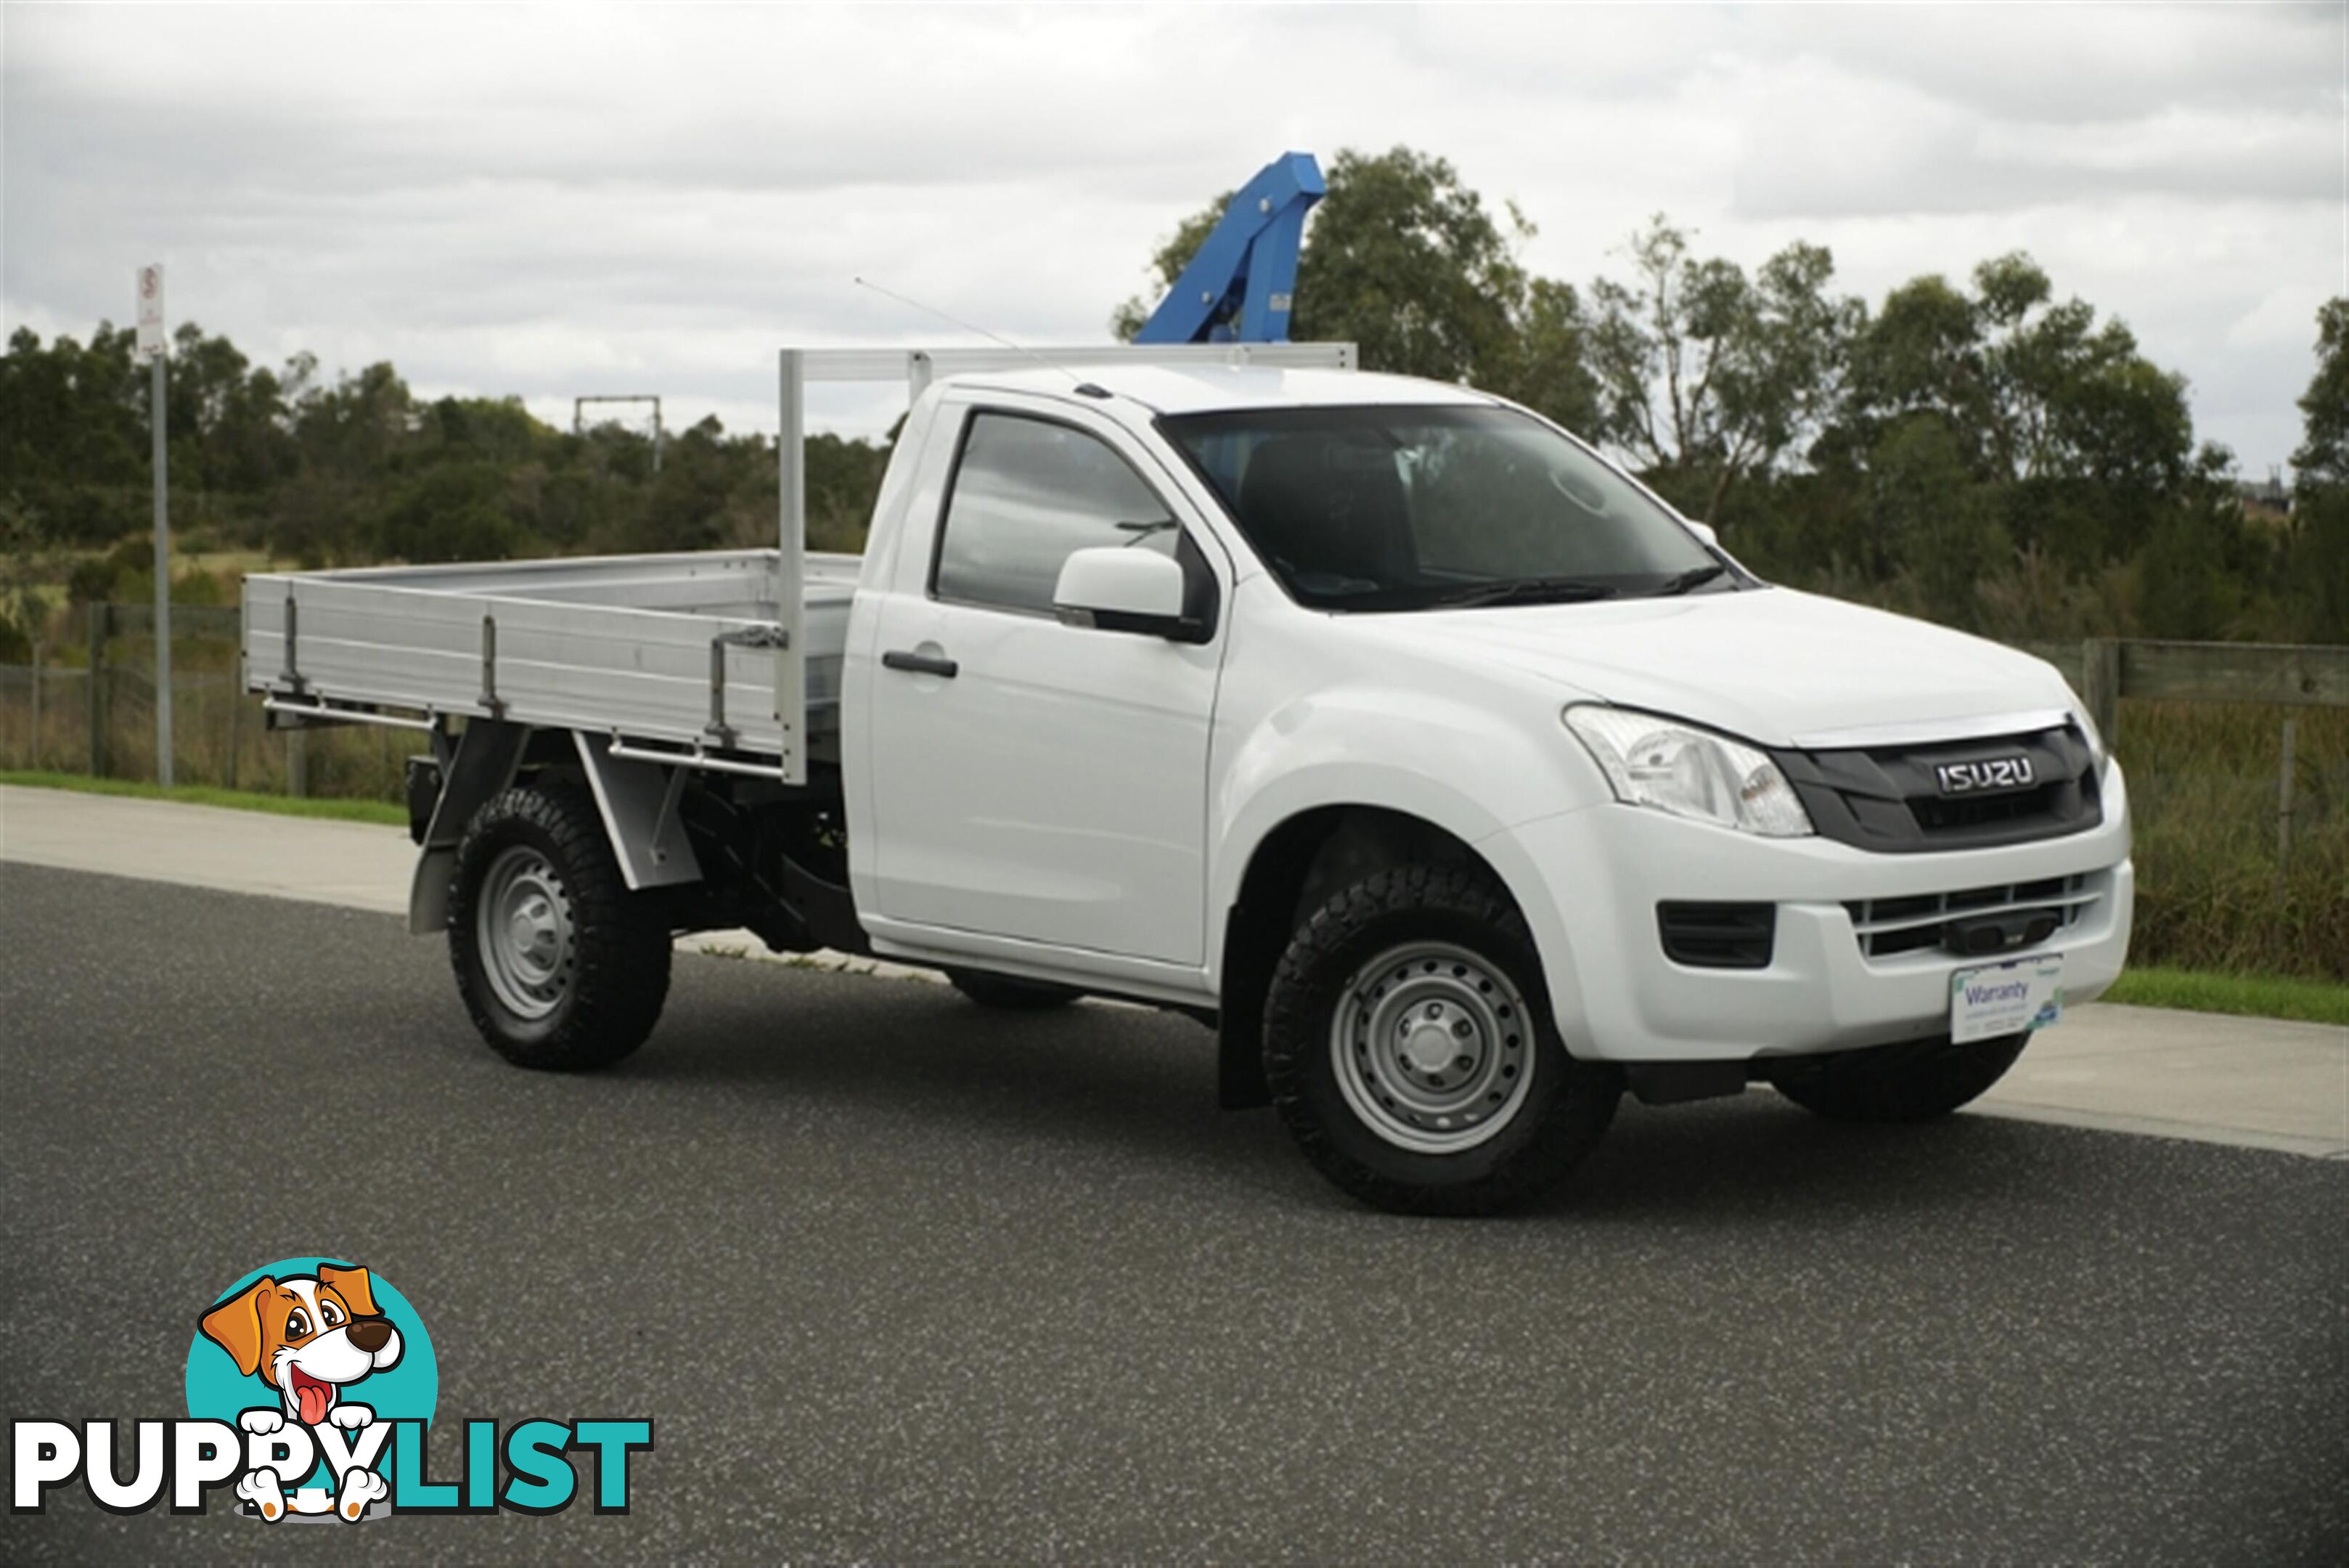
[3,1,2340,473]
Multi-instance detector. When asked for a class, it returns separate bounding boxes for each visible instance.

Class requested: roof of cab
[936,364,1499,416]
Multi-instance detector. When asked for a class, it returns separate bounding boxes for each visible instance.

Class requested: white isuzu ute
[244,343,2133,1214]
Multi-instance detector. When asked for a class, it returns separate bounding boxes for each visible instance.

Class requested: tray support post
[278,591,307,695]
[478,613,506,718]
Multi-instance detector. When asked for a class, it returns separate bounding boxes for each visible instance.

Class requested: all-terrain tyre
[944,968,1083,1010]
[1263,863,1622,1217]
[1768,1032,2032,1122]
[448,780,671,1071]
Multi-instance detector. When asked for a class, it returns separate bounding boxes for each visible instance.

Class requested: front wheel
[448,780,671,1071]
[1263,864,1621,1217]
[1767,1032,2032,1122]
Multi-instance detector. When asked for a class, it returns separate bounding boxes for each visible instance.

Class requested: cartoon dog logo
[198,1262,401,1522]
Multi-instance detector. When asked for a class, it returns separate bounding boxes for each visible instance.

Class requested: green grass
[0,769,406,827]
[2121,700,2347,982]
[2102,965,2349,1027]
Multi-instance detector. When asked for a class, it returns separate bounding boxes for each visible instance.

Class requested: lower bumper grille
[1845,875,2097,960]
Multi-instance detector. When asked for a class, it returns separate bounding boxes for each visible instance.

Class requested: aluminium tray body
[243,549,859,759]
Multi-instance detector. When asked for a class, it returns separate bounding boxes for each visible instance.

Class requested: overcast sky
[5,3,2342,474]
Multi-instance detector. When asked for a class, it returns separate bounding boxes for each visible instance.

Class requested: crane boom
[1135,152,1325,345]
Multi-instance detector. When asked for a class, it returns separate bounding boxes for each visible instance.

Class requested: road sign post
[138,264,172,787]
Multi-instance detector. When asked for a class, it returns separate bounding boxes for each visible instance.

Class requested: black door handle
[882,649,958,679]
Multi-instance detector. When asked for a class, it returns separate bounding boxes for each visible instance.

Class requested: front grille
[1908,785,2067,835]
[1845,875,2097,959]
[1657,902,1777,968]
[1775,724,2101,854]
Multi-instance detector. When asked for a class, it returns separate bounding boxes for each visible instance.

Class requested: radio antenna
[852,276,1079,385]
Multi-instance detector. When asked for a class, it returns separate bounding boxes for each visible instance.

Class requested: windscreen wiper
[1425,576,1619,608]
[1646,563,1730,597]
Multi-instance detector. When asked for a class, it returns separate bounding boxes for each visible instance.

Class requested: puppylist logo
[11,1257,653,1524]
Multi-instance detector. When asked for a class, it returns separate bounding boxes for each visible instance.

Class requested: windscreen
[1159,404,1731,611]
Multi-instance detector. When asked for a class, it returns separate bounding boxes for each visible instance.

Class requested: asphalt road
[1,861,2342,1565]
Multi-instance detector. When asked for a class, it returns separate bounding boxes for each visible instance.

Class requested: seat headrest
[1235,435,1410,583]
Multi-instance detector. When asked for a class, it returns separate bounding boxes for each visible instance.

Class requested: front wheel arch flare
[1217,805,1530,1110]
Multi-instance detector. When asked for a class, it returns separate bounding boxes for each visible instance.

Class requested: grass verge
[0,769,406,828]
[2102,966,2349,1028]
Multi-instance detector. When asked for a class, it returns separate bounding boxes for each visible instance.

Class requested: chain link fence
[0,603,409,803]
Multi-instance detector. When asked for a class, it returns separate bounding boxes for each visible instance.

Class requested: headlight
[1563,705,1814,837]
[2072,705,2108,767]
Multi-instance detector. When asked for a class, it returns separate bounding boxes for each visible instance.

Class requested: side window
[934,412,1178,613]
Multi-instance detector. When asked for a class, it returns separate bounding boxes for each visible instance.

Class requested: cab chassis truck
[243,342,2133,1214]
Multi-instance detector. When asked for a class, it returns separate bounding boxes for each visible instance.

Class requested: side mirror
[1678,513,1756,578]
[1053,547,1201,641]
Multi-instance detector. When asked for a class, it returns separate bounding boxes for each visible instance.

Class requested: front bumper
[1482,761,2134,1063]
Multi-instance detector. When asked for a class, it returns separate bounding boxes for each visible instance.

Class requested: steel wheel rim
[1331,940,1536,1153]
[476,846,575,1021]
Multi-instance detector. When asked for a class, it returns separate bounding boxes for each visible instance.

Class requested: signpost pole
[150,347,172,787]
[139,264,173,787]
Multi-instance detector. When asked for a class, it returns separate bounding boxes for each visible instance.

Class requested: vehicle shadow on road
[1548,1093,2080,1223]
[614,958,2099,1222]
[615,965,1289,1172]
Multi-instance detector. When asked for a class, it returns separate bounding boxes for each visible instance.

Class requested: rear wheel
[448,780,671,1070]
[1768,1032,2032,1122]
[944,968,1082,1010]
[1263,864,1621,1216]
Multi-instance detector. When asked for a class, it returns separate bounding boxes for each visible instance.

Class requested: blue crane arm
[1135,152,1325,345]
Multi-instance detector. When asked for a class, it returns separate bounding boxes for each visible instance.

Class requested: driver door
[860,398,1227,966]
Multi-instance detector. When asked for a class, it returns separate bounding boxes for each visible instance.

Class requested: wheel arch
[409,724,714,935]
[1214,799,1535,1110]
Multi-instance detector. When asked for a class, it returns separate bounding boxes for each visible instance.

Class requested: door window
[934,412,1178,613]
